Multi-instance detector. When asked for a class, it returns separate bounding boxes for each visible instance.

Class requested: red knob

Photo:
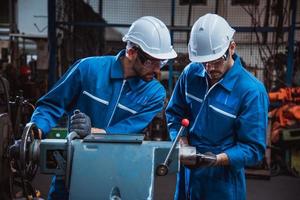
[181,119,189,127]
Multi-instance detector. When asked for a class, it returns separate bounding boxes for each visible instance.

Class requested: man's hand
[194,152,217,167]
[183,152,217,168]
[180,145,218,168]
[182,151,229,169]
[91,128,106,134]
[34,128,43,139]
[216,153,229,166]
[69,110,91,138]
[179,136,189,147]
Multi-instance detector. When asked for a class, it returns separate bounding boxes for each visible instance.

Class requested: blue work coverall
[166,54,269,200]
[30,50,166,199]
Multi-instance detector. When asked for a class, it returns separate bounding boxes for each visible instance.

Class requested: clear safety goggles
[203,57,225,67]
[137,49,168,68]
[202,48,229,66]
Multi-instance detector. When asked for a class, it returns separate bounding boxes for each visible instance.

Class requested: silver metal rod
[163,125,185,166]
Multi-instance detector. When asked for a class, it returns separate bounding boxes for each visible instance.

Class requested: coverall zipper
[197,77,223,117]
[107,79,126,127]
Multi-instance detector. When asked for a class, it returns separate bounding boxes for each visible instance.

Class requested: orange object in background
[269,87,300,103]
[269,103,300,143]
[269,87,300,143]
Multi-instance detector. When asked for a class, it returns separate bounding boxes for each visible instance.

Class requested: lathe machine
[8,123,180,200]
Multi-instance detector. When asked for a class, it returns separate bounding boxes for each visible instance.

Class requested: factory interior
[0,0,300,199]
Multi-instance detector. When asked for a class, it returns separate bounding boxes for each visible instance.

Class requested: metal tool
[156,119,189,176]
[180,147,217,168]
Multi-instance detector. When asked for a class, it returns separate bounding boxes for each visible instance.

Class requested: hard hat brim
[123,35,177,60]
[147,49,177,60]
[188,42,229,63]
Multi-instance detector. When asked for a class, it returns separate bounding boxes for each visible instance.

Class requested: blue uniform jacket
[166,54,269,200]
[31,50,166,137]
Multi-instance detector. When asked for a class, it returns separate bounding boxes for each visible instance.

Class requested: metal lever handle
[65,131,80,190]
[156,119,189,176]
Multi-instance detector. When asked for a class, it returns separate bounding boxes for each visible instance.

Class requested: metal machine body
[38,134,179,200]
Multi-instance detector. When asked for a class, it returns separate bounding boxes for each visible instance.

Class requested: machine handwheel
[19,122,39,180]
[156,164,168,176]
[8,122,40,198]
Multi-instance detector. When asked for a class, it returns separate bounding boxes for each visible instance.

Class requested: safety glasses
[137,49,168,68]
[203,57,225,67]
[202,48,229,66]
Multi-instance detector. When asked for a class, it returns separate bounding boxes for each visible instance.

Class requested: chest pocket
[205,99,237,143]
[82,90,110,110]
[115,93,147,120]
[185,92,203,118]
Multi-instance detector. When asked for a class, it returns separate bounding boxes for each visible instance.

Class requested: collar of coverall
[111,49,145,91]
[195,53,242,92]
[217,53,242,92]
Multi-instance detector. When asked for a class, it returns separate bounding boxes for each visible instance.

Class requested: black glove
[196,152,217,167]
[69,110,91,138]
[184,152,217,169]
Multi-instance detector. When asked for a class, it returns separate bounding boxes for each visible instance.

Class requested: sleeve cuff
[30,118,51,138]
[224,147,245,172]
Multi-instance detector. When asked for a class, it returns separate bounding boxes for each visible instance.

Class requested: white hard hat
[188,13,235,63]
[122,16,177,60]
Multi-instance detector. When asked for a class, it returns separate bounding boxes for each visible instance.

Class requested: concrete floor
[247,175,300,200]
[32,174,300,200]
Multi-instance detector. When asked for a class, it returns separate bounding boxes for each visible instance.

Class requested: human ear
[127,48,138,60]
[229,41,236,55]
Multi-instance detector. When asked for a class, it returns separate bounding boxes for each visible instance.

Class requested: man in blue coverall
[30,16,177,199]
[166,13,269,200]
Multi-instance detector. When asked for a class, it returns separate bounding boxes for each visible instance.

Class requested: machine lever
[156,119,189,176]
[110,186,122,200]
[65,131,80,190]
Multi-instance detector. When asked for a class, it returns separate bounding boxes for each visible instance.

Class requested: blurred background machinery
[1,0,299,99]
[268,87,300,177]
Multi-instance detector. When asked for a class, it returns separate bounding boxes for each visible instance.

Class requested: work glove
[69,110,91,138]
[180,146,217,168]
[194,152,217,167]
